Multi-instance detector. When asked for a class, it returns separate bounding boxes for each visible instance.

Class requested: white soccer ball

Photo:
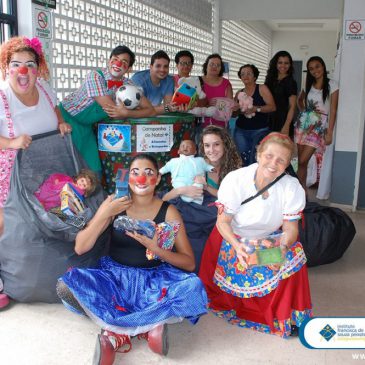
[115,84,142,109]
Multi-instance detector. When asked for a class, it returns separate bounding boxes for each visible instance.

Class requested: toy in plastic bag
[114,168,130,199]
[146,221,180,260]
[240,232,285,266]
[113,216,156,238]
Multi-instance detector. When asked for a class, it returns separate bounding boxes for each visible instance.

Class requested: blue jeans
[234,127,270,166]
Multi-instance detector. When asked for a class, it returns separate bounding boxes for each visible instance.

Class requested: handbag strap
[241,172,286,206]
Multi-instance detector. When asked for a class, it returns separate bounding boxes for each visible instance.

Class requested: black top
[267,76,297,133]
[110,201,170,268]
[236,84,269,130]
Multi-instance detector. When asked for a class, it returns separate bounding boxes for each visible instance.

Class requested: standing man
[132,50,175,115]
[173,50,194,88]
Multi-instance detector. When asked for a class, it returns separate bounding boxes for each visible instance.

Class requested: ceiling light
[277,23,324,29]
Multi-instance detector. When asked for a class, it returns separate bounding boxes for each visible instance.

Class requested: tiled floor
[0,193,364,365]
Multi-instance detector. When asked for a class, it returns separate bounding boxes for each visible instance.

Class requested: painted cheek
[31,69,37,75]
[129,175,137,184]
[149,177,157,185]
[9,70,15,76]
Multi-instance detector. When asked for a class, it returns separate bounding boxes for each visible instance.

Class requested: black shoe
[290,325,299,337]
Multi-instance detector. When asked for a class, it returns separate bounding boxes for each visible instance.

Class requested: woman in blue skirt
[57,154,208,365]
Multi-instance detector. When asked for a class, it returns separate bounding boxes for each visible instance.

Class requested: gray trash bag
[0,131,109,303]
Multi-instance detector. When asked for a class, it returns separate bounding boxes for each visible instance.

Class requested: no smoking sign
[33,7,52,39]
[345,20,365,40]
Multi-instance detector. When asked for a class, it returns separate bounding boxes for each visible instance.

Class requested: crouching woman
[199,132,312,338]
[56,154,207,365]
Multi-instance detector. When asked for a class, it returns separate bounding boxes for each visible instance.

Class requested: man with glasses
[132,50,175,115]
[173,50,194,89]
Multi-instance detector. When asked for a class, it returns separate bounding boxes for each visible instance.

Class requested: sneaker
[102,330,132,354]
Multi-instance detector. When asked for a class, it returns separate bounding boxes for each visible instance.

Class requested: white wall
[220,0,343,21]
[336,0,365,153]
[272,31,339,87]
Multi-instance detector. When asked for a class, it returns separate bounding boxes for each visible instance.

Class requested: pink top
[202,78,232,127]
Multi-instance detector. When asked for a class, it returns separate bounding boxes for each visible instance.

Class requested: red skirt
[199,226,313,337]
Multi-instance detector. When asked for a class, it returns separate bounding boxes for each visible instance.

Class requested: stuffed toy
[210,97,236,123]
[237,91,255,118]
[176,77,218,118]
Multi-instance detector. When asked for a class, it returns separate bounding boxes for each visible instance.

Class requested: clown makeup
[8,51,38,95]
[109,54,131,78]
[129,160,159,195]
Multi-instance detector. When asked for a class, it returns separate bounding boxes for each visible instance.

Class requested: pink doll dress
[35,174,85,211]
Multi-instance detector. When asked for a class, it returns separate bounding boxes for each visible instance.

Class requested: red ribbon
[107,80,124,89]
[158,288,167,302]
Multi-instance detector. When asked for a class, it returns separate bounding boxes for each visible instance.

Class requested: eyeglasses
[178,61,192,67]
[208,62,221,68]
[240,72,254,77]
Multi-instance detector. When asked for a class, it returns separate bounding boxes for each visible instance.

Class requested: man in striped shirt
[60,45,154,174]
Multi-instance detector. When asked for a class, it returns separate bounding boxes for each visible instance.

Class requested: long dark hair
[265,50,294,89]
[305,56,330,104]
[198,125,242,184]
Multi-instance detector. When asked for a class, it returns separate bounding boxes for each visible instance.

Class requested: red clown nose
[18,66,28,75]
[114,60,122,67]
[135,175,147,184]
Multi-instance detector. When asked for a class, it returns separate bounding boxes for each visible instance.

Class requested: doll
[34,169,97,212]
[159,140,214,205]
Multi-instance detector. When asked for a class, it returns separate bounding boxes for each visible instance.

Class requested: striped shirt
[61,68,129,116]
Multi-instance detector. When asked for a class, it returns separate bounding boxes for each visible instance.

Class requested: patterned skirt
[199,226,312,338]
[294,110,327,151]
[59,256,208,336]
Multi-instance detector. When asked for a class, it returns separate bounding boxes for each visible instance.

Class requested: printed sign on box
[98,124,132,153]
[136,124,173,153]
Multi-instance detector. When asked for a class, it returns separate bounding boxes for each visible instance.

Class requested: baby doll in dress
[34,169,98,212]
[160,140,214,205]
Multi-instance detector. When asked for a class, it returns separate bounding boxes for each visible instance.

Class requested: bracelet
[164,104,170,113]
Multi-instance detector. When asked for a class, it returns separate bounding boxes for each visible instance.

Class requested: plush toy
[171,82,198,109]
[176,77,219,117]
[211,97,235,122]
[237,91,255,118]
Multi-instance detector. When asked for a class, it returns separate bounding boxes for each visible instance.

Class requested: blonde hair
[0,36,49,80]
[256,132,295,160]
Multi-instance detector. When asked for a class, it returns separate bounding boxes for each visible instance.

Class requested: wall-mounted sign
[345,20,365,40]
[33,7,52,39]
[32,0,56,9]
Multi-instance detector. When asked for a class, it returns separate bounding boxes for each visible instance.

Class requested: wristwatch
[256,107,262,113]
